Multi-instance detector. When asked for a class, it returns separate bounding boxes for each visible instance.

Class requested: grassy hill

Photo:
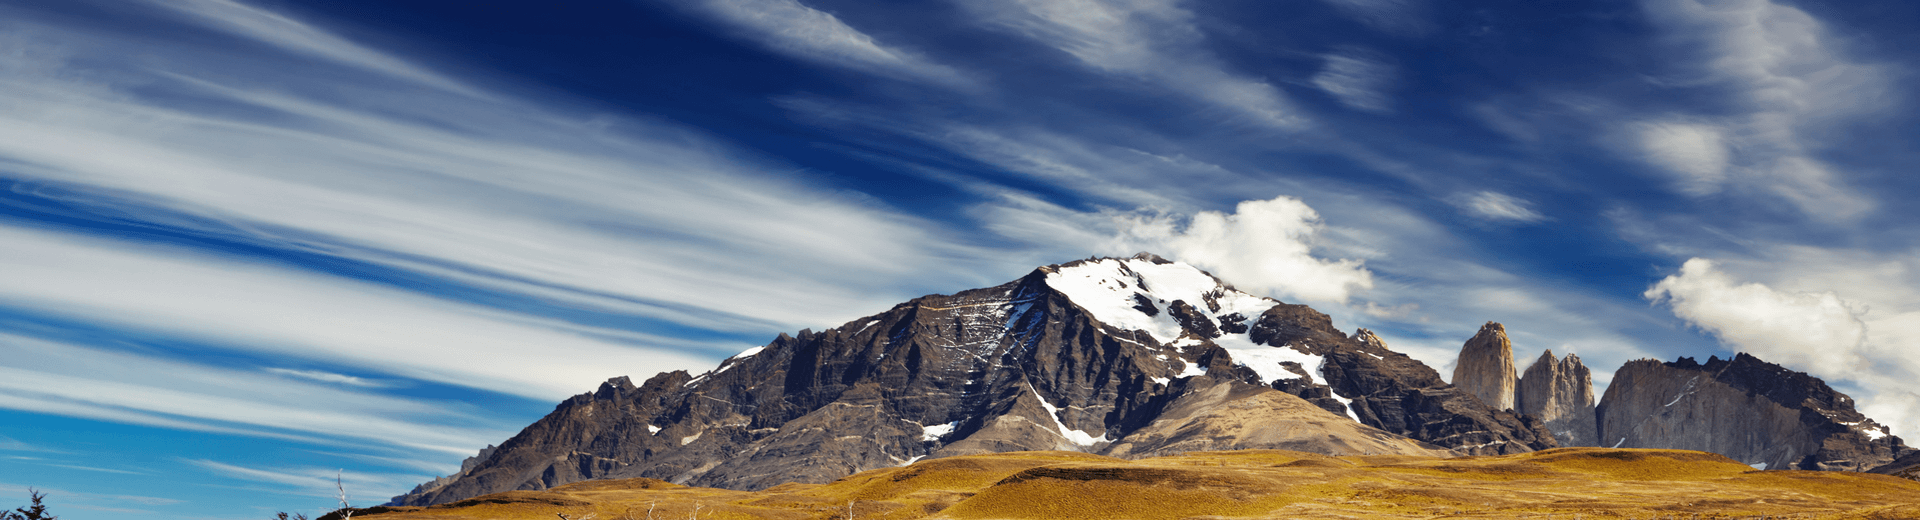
[348,448,1920,520]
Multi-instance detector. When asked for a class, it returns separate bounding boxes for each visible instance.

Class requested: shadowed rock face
[1251,314,1555,457]
[1597,353,1913,471]
[1517,350,1598,447]
[1869,450,1920,482]
[389,255,1553,506]
[1452,322,1517,411]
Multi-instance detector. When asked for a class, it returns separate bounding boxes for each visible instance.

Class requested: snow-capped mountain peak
[1042,255,1272,344]
[1042,255,1332,389]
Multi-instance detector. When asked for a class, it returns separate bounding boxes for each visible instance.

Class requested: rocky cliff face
[1253,316,1555,457]
[1516,350,1597,447]
[1597,353,1911,471]
[1869,451,1920,482]
[1452,322,1517,411]
[390,254,1554,506]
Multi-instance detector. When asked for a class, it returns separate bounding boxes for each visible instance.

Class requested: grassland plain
[346,449,1920,520]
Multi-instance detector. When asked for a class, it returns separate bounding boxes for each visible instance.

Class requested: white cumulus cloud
[1645,258,1868,377]
[1112,196,1375,306]
[1645,257,1920,438]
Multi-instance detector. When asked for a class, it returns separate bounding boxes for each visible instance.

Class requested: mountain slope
[1597,353,1911,471]
[391,254,1552,506]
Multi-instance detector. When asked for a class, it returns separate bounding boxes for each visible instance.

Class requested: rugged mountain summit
[1597,353,1911,471]
[1452,322,1517,411]
[391,255,1553,506]
[1517,350,1597,447]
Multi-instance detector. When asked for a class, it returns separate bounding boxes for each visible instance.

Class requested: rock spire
[1516,349,1598,447]
[1452,322,1517,411]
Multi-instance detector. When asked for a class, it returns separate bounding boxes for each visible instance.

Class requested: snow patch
[647,424,661,435]
[901,455,926,466]
[1612,437,1626,448]
[1315,358,1360,421]
[921,422,957,442]
[681,431,702,446]
[1028,383,1109,447]
[1864,427,1888,441]
[1749,462,1768,470]
[1327,389,1361,422]
[733,346,765,359]
[1665,376,1699,407]
[1224,342,1324,386]
[1150,376,1170,386]
[1176,361,1207,378]
[1045,258,1274,344]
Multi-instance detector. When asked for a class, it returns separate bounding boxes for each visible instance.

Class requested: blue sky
[2,0,1917,518]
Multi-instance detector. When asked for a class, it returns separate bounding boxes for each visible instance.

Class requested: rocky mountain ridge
[1598,353,1909,471]
[391,254,1553,506]
[1448,325,1911,470]
[393,254,1913,506]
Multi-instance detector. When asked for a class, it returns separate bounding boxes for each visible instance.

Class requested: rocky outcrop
[1597,353,1912,471]
[391,254,1554,506]
[1452,322,1517,411]
[1516,350,1598,447]
[1869,451,1920,482]
[1250,314,1556,456]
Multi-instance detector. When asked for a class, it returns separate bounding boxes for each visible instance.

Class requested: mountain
[390,254,1552,506]
[1452,322,1518,411]
[1597,353,1912,471]
[1517,350,1598,447]
[1869,450,1920,482]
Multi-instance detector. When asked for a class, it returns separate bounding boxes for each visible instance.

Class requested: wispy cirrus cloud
[1634,121,1731,195]
[184,459,427,500]
[0,483,183,510]
[1633,0,1889,220]
[0,226,716,402]
[0,435,62,454]
[264,369,390,389]
[1317,0,1434,36]
[138,0,484,97]
[0,1,996,343]
[1450,191,1547,223]
[964,0,1305,128]
[667,0,968,86]
[1311,49,1397,114]
[0,332,512,455]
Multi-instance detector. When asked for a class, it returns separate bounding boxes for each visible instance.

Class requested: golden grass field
[353,448,1920,520]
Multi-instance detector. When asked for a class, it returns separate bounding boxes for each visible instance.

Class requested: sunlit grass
[355,448,1920,520]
